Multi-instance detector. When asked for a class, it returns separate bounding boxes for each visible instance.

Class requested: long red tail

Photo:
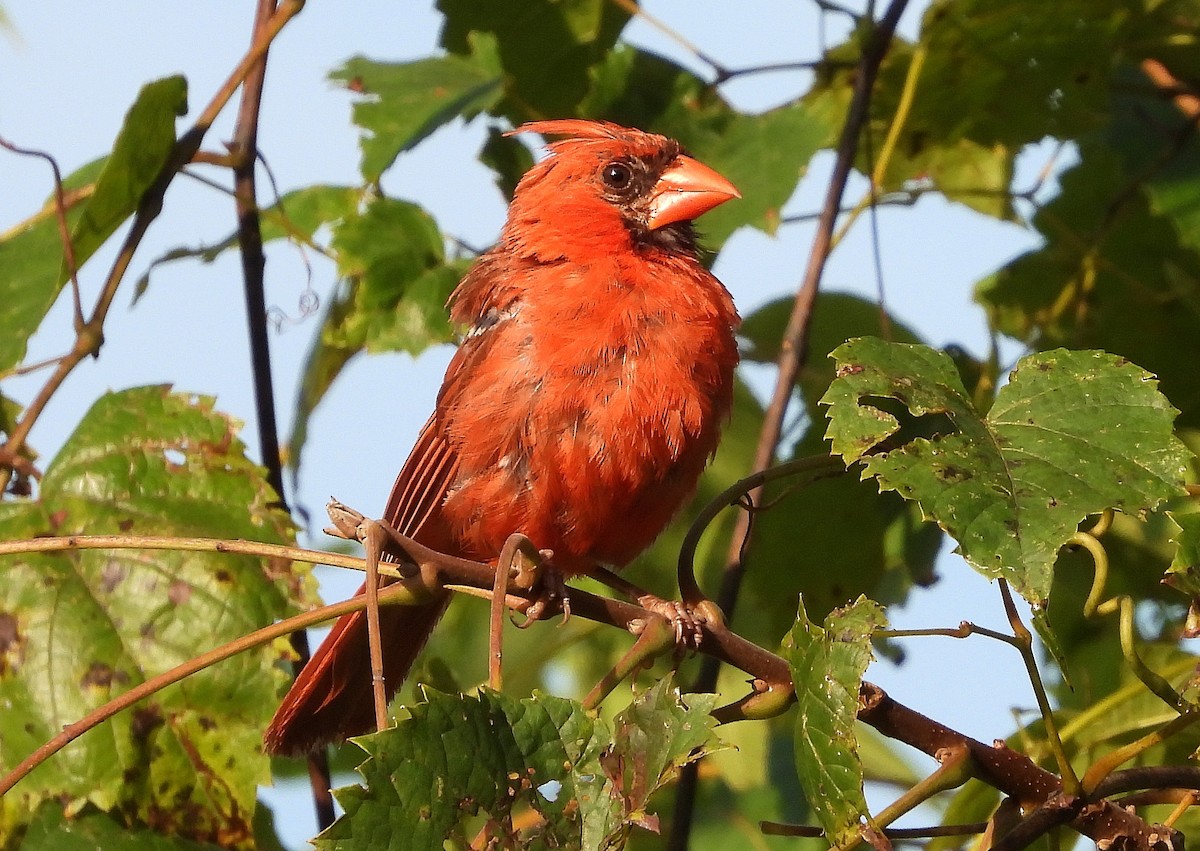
[264,417,461,754]
[263,592,449,755]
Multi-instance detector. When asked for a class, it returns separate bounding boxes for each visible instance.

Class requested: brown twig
[227,0,333,824]
[0,138,83,326]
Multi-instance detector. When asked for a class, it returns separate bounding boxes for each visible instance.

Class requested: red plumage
[264,120,740,755]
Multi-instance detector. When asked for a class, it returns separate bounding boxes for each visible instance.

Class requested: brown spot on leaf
[131,705,164,742]
[100,561,127,593]
[168,579,191,606]
[118,518,134,532]
[0,611,24,674]
[81,661,120,689]
[836,363,865,378]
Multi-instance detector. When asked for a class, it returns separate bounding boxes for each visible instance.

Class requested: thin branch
[228,0,334,822]
[998,579,1080,795]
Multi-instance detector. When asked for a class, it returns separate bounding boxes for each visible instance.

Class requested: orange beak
[645,156,740,230]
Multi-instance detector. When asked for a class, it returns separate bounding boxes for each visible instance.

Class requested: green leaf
[316,682,721,850]
[785,596,885,847]
[19,802,223,851]
[913,0,1118,145]
[331,39,502,182]
[1165,512,1200,599]
[0,387,310,847]
[739,295,940,623]
[0,77,186,371]
[582,45,829,246]
[70,76,187,262]
[976,114,1200,429]
[805,37,1016,219]
[439,0,630,119]
[822,340,1191,605]
[1104,69,1200,259]
[288,198,465,475]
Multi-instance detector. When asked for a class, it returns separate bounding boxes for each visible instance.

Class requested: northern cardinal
[265,120,740,754]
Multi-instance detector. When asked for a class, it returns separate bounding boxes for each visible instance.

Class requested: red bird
[265,120,741,754]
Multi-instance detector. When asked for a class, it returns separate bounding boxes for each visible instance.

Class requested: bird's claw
[636,596,723,652]
[515,568,571,628]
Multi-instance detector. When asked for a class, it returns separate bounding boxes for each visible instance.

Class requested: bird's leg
[587,566,724,651]
[494,533,569,628]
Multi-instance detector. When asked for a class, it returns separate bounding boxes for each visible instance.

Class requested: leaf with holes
[822,339,1190,605]
[0,386,311,848]
[786,596,885,847]
[317,681,720,850]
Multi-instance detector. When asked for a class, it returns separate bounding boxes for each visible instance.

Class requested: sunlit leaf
[823,340,1190,605]
[331,38,503,182]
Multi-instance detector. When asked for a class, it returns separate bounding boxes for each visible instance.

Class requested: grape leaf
[822,339,1190,605]
[0,387,310,848]
[786,596,885,847]
[317,681,720,850]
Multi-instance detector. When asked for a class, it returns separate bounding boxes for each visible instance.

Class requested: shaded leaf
[0,77,186,371]
[976,107,1200,428]
[786,596,885,847]
[331,39,503,182]
[19,802,222,851]
[288,199,466,474]
[0,387,309,848]
[439,0,630,119]
[822,340,1190,605]
[805,37,1016,220]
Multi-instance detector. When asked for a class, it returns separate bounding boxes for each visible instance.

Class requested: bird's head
[501,120,740,261]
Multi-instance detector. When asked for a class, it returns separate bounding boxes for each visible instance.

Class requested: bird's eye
[601,162,633,190]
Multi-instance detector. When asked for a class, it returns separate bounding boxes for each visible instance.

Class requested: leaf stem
[998,579,1080,796]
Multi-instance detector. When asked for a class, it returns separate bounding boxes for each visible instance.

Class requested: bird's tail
[263,588,450,755]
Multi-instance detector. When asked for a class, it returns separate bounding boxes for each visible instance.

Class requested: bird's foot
[516,567,571,627]
[634,595,724,651]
